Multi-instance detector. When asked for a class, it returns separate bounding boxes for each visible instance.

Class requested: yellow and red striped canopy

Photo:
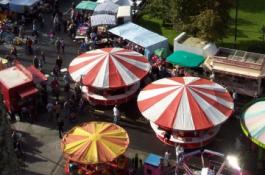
[61,122,129,164]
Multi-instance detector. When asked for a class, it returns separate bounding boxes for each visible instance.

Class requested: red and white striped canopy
[137,77,234,131]
[68,48,151,89]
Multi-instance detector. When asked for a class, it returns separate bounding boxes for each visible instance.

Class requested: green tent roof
[76,1,97,11]
[166,50,205,67]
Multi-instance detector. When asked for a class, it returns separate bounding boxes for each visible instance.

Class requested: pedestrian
[51,77,60,100]
[46,101,54,121]
[54,101,61,120]
[20,106,29,121]
[164,150,170,166]
[60,38,65,54]
[10,45,17,58]
[57,116,64,139]
[33,55,39,69]
[38,56,43,69]
[14,139,23,159]
[55,37,61,53]
[56,55,63,71]
[63,99,70,118]
[41,51,46,63]
[26,37,33,55]
[113,105,120,124]
[19,24,24,38]
[53,65,60,77]
[32,19,38,37]
[164,130,171,142]
[134,153,139,170]
[63,73,70,92]
[53,13,59,32]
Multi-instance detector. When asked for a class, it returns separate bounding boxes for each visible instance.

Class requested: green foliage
[142,0,234,41]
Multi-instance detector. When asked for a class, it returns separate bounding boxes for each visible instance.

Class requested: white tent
[9,0,40,13]
[117,6,131,22]
[91,14,116,26]
[97,0,142,6]
[93,0,119,14]
[0,0,10,6]
[109,22,168,58]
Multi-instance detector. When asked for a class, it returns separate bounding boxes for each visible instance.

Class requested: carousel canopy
[137,77,234,131]
[241,99,265,148]
[167,50,205,67]
[75,1,97,11]
[91,14,116,27]
[68,48,151,89]
[61,122,129,164]
[93,0,119,14]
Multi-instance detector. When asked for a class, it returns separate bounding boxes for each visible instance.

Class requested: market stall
[0,63,39,113]
[61,121,130,175]
[166,50,205,68]
[90,14,116,27]
[93,0,119,15]
[137,77,234,148]
[0,0,9,9]
[75,0,97,11]
[9,0,40,13]
[68,48,150,105]
[97,0,142,7]
[108,22,168,58]
[204,47,265,97]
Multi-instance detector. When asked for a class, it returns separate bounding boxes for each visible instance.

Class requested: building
[204,47,265,97]
[174,32,218,57]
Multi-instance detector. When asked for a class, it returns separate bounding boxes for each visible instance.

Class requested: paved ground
[1,1,264,175]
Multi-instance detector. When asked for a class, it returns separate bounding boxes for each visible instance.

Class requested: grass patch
[136,0,265,52]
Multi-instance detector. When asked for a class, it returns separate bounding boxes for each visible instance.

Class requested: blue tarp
[108,22,168,58]
[9,0,40,13]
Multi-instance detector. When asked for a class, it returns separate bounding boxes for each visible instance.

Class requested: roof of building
[181,36,208,49]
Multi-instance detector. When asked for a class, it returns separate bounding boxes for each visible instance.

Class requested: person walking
[57,116,64,139]
[60,38,65,54]
[55,55,63,71]
[54,101,61,120]
[113,105,120,124]
[33,55,39,69]
[41,51,46,63]
[55,37,61,53]
[46,101,54,121]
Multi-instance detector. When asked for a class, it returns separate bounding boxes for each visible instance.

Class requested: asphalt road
[2,0,264,175]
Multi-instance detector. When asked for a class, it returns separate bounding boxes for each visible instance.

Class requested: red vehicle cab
[0,63,45,113]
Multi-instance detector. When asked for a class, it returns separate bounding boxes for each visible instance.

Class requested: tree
[142,0,234,41]
[142,0,176,24]
[191,10,225,41]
